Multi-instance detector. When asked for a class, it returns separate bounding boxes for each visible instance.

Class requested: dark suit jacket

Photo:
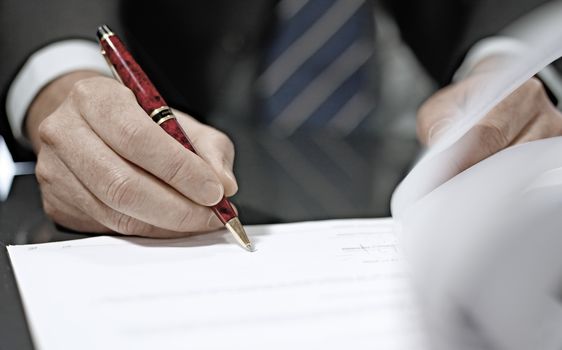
[0,0,554,160]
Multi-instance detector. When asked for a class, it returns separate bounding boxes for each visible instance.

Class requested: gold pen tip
[245,243,255,252]
[225,217,254,252]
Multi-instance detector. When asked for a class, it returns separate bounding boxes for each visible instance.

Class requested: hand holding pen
[25,28,251,249]
[97,25,251,250]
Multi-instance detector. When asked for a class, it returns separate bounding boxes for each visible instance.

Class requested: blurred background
[0,4,433,231]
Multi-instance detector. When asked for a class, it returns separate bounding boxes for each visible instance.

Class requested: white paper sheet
[8,218,428,350]
[391,1,562,217]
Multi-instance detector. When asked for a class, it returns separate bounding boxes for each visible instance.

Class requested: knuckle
[474,121,510,153]
[209,130,235,162]
[70,78,92,99]
[162,149,190,184]
[38,118,60,146]
[530,77,555,107]
[70,77,134,111]
[117,121,145,150]
[104,171,141,209]
[35,160,50,186]
[526,77,544,94]
[68,78,97,112]
[71,77,108,96]
[523,77,551,105]
[212,130,234,149]
[70,77,106,101]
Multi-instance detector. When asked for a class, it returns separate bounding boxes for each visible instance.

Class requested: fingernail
[428,118,453,145]
[203,180,224,205]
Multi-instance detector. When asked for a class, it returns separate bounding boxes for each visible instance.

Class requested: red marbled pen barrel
[96,25,252,251]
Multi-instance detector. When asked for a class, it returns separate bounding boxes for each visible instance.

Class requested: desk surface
[0,128,419,349]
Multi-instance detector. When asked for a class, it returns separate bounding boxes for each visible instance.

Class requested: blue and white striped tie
[258,0,375,136]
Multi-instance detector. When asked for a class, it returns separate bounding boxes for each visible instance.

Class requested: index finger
[71,77,224,206]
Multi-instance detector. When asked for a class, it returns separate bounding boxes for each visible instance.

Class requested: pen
[96,25,253,251]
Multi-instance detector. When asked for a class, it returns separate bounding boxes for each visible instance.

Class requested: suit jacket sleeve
[0,0,121,160]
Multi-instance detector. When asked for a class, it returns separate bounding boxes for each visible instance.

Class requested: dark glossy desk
[0,127,419,349]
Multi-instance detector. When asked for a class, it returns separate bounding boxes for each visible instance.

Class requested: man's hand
[417,74,562,176]
[27,71,238,237]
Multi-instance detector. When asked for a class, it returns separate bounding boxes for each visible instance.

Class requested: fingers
[418,77,548,146]
[38,110,220,234]
[69,77,224,206]
[420,77,562,176]
[37,145,223,237]
[511,112,562,145]
[41,191,108,233]
[417,83,462,146]
[510,98,562,145]
[175,110,239,197]
[34,76,237,236]
[37,146,109,233]
[476,78,547,148]
[457,78,559,171]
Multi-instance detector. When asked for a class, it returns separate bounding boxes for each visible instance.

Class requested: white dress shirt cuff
[6,39,111,146]
[454,36,562,109]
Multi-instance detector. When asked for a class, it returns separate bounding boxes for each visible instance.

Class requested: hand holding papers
[392,1,562,217]
[390,3,562,348]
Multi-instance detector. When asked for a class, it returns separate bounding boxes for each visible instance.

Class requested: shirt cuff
[453,36,562,110]
[5,39,112,146]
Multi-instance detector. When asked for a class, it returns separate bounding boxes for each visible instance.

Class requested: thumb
[417,85,464,146]
[174,110,238,197]
[200,145,238,197]
[426,117,453,146]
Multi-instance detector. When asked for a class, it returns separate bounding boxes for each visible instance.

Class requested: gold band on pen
[150,106,170,118]
[156,115,175,125]
[150,106,175,125]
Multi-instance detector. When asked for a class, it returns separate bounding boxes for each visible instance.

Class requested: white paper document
[8,218,428,350]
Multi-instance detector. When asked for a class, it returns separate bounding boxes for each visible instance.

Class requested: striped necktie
[258,0,375,136]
